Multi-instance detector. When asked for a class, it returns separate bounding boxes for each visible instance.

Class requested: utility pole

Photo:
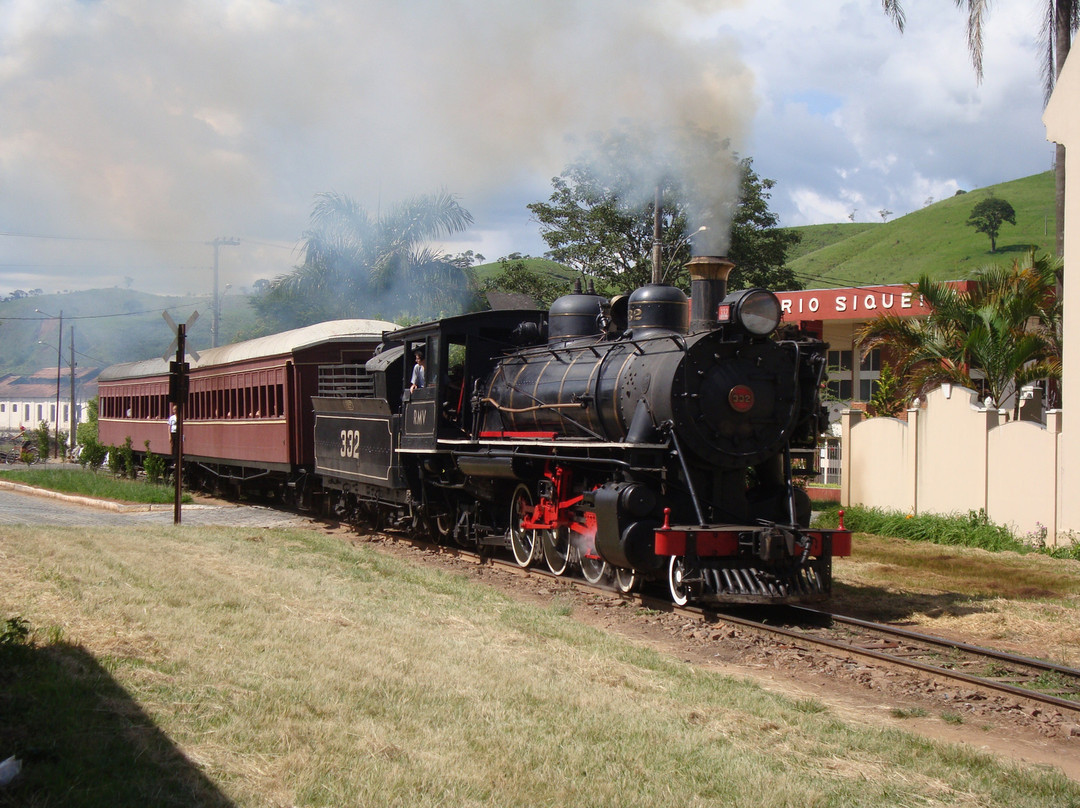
[35,307,63,458]
[53,311,62,458]
[208,237,239,348]
[68,325,76,455]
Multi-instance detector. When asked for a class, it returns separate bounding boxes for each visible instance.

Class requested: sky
[0,0,1058,298]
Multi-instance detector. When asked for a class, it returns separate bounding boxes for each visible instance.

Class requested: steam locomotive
[98,256,850,605]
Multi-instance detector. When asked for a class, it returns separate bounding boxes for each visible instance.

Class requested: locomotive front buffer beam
[585,480,853,604]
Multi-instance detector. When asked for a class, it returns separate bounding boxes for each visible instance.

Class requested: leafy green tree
[481,257,566,308]
[966,196,1016,253]
[728,160,802,292]
[527,129,801,294]
[76,396,97,447]
[34,421,51,460]
[443,250,486,270]
[867,363,906,417]
[857,250,1061,417]
[883,0,1076,257]
[252,191,480,332]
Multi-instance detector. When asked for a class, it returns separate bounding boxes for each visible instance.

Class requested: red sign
[729,384,754,413]
[776,282,975,324]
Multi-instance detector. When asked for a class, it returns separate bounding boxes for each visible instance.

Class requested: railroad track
[391,533,1080,717]
[703,604,1080,715]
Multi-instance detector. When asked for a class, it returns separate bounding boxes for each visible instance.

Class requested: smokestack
[688,255,735,330]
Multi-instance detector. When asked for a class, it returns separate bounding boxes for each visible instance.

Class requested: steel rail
[789,605,1080,679]
[699,605,1080,715]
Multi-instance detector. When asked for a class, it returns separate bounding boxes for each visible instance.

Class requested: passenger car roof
[99,319,397,381]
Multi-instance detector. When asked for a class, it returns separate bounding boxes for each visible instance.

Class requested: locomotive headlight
[718,288,782,336]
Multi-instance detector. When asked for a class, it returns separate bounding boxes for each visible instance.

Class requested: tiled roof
[0,367,101,400]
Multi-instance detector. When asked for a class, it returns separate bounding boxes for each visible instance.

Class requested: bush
[106,444,124,476]
[78,439,107,470]
[1,616,30,647]
[35,420,52,459]
[77,396,99,447]
[814,505,1027,553]
[143,440,166,485]
[105,437,137,479]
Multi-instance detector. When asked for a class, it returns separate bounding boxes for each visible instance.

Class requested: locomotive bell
[626,283,689,335]
[688,255,736,331]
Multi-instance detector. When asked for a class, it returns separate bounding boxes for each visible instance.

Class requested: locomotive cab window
[442,340,468,429]
[405,337,439,400]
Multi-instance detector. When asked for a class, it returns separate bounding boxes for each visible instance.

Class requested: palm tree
[264,190,476,328]
[883,0,1077,258]
[857,251,1062,417]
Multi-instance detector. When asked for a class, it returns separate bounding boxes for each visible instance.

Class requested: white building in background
[1044,45,1080,537]
[0,367,101,443]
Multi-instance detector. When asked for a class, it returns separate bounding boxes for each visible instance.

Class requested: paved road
[0,483,319,529]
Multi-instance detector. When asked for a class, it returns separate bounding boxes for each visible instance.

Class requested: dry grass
[833,534,1080,666]
[2,524,1079,807]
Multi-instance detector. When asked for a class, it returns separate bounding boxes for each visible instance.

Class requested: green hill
[471,257,578,286]
[783,172,1056,289]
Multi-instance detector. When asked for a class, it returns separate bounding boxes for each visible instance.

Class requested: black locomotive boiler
[313,256,851,604]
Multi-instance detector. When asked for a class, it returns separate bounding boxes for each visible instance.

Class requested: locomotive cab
[391,309,549,452]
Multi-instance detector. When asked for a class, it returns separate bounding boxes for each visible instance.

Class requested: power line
[0,263,211,271]
[0,230,293,251]
[0,300,213,323]
[0,230,205,246]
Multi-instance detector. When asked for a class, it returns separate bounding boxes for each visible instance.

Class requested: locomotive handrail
[666,333,688,351]
[479,397,586,414]
[465,449,645,473]
[663,421,707,526]
[480,370,607,442]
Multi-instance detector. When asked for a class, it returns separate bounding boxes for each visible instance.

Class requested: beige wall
[843,387,1061,540]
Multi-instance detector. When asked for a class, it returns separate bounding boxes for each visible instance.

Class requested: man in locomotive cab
[409,347,426,392]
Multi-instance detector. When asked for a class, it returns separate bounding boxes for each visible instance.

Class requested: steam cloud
[1,0,753,293]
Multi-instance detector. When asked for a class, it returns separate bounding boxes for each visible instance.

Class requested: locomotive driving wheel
[578,552,608,585]
[667,556,691,606]
[541,527,571,576]
[509,484,538,567]
[613,567,637,594]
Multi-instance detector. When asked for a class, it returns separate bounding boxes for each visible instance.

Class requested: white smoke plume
[1,0,752,294]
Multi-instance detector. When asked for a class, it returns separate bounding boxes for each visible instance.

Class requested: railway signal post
[163,310,199,525]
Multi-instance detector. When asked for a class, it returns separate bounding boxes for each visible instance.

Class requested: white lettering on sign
[777,287,936,319]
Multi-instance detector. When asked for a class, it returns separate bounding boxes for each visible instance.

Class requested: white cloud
[0,0,1059,296]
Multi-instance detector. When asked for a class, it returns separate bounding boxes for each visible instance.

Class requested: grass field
[0,467,188,504]
[2,522,1079,807]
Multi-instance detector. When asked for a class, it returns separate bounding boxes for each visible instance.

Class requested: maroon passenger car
[98,319,394,500]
